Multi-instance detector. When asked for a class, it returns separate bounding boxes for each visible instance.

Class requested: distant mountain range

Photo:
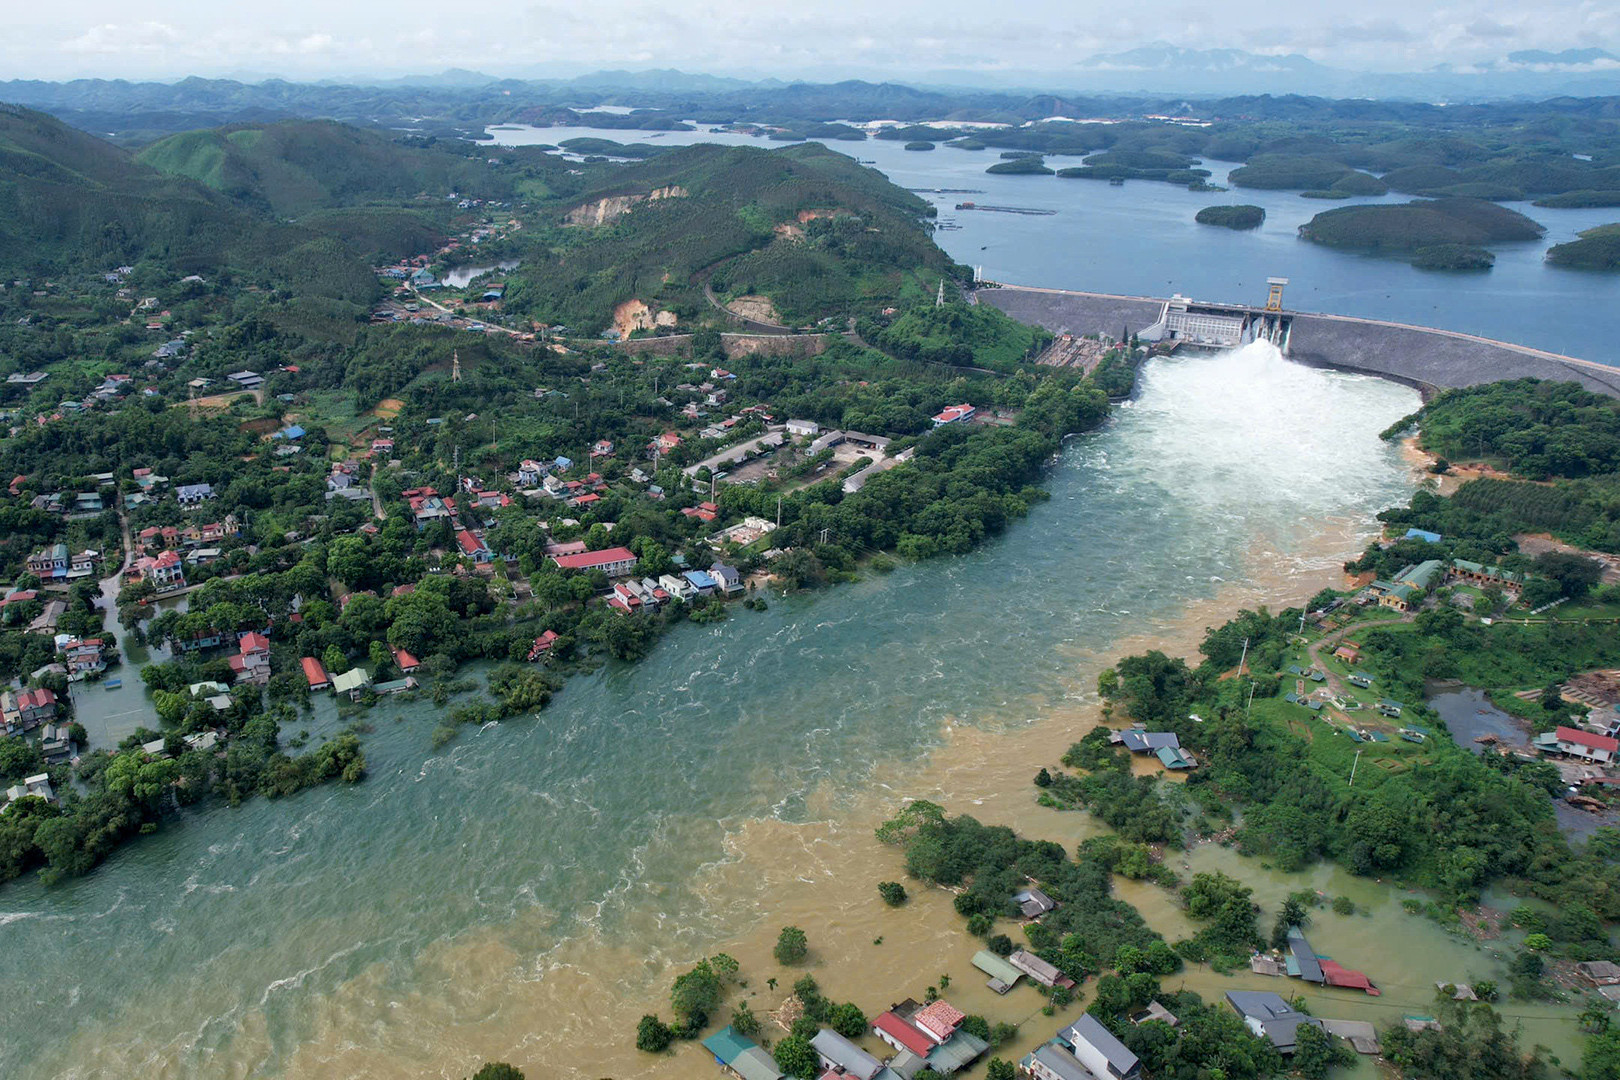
[2,46,1619,144]
[1041,43,1620,98]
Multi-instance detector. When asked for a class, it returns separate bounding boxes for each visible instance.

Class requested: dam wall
[979,285,1620,399]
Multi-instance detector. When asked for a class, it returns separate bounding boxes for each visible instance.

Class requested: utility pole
[936,279,945,308]
[776,495,782,529]
[1237,637,1249,678]
[1349,748,1363,787]
[1246,680,1257,719]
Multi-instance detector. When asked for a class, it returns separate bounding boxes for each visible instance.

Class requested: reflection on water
[1434,688,1620,839]
[1,346,1447,1078]
[442,260,521,289]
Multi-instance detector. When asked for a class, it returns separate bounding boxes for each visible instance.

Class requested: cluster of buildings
[1366,557,1526,613]
[1021,1014,1143,1080]
[700,996,990,1080]
[23,544,102,583]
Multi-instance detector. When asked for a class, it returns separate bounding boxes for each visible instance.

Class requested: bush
[878,880,908,906]
[470,1065,524,1080]
[1331,895,1356,915]
[775,925,809,965]
[636,1014,674,1052]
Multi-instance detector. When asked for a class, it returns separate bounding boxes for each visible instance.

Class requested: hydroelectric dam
[977,282,1620,399]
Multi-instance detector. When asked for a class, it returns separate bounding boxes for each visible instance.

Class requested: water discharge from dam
[7,346,1534,1079]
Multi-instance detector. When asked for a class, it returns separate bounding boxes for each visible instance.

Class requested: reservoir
[486,123,1620,366]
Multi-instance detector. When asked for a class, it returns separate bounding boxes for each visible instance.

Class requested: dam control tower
[1143,278,1294,353]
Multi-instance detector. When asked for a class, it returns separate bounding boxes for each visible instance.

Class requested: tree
[671,958,724,1023]
[831,1001,867,1038]
[731,1000,761,1038]
[774,1034,819,1079]
[985,1059,1016,1080]
[775,925,808,965]
[1293,1023,1353,1080]
[878,881,908,906]
[469,1065,524,1080]
[1270,894,1310,950]
[635,1014,674,1053]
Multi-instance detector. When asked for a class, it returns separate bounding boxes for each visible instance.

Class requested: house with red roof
[392,648,420,674]
[229,631,271,685]
[1537,726,1620,764]
[911,1001,966,1043]
[1,687,58,734]
[301,657,331,691]
[527,630,559,660]
[130,549,186,590]
[550,546,638,577]
[456,529,493,562]
[607,583,643,613]
[1318,959,1380,995]
[931,403,976,427]
[873,1012,936,1057]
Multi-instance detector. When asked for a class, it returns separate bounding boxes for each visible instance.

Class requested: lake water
[1,343,1460,1078]
[487,123,1620,365]
[443,260,521,289]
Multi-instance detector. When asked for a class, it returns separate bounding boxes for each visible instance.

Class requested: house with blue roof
[683,569,718,594]
[1404,528,1442,544]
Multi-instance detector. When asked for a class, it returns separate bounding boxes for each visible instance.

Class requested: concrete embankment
[980,284,1620,399]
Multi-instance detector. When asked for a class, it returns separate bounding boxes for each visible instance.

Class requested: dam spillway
[979,284,1620,399]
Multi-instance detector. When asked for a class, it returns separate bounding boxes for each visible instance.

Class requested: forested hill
[501,141,957,331]
[134,120,517,217]
[0,107,528,309]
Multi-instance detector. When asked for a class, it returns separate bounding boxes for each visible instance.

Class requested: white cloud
[6,1,1617,83]
[62,21,180,55]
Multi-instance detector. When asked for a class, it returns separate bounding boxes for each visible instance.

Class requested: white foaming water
[1125,341,1416,515]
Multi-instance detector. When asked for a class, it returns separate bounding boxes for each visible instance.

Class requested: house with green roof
[1449,559,1526,589]
[702,1025,784,1080]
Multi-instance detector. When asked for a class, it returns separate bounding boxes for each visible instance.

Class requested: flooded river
[0,343,1506,1078]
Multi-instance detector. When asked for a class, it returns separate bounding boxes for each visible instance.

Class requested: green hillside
[502,142,957,330]
[1547,223,1620,271]
[0,107,418,307]
[135,120,515,216]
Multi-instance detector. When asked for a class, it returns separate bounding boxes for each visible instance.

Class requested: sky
[6,0,1620,83]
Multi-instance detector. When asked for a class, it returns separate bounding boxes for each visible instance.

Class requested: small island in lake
[1299,197,1544,265]
[1412,243,1495,270]
[987,157,1054,175]
[1195,204,1265,229]
[1547,224,1620,270]
[903,140,936,151]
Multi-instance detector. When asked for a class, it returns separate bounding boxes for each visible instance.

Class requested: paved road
[682,426,787,477]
